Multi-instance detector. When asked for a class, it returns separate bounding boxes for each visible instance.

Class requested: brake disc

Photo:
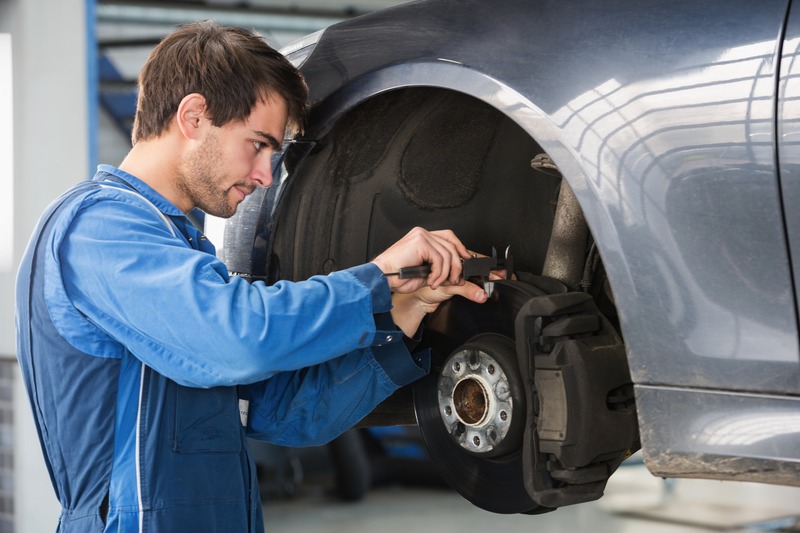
[413,280,552,515]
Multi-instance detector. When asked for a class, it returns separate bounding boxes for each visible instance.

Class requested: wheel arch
[304,59,638,356]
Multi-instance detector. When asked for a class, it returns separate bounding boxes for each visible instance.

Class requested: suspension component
[541,179,589,291]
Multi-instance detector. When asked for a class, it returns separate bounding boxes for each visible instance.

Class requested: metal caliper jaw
[515,292,640,509]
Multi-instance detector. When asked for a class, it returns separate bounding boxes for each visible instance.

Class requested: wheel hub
[438,346,513,455]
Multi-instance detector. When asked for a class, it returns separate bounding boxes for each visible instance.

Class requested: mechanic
[15,20,488,532]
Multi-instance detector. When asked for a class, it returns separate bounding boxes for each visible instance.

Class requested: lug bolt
[500,411,508,421]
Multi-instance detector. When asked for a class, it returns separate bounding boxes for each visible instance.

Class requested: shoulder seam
[97,184,177,238]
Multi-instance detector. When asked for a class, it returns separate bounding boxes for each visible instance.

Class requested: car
[220,0,800,516]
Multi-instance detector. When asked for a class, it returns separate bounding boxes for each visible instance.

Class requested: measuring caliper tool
[384,246,513,297]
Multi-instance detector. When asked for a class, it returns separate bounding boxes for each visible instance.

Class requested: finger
[431,230,469,284]
[419,246,442,290]
[447,242,464,285]
[424,236,452,289]
[436,232,464,286]
[438,280,488,304]
[488,270,506,281]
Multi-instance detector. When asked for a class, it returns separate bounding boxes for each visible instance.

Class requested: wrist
[390,293,429,337]
[371,258,395,278]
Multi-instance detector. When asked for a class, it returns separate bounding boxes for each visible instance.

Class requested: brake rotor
[413,280,546,514]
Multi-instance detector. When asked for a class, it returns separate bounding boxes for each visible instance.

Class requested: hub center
[437,346,514,455]
[453,377,488,426]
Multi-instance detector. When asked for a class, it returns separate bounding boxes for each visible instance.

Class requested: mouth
[232,185,252,201]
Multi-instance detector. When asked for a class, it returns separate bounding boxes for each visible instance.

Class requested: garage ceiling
[96,0,412,66]
[95,0,410,161]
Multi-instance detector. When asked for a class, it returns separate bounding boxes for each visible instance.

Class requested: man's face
[177,95,289,218]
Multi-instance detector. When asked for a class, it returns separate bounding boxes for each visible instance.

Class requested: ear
[175,93,208,140]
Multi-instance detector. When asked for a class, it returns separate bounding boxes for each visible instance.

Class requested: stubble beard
[177,130,239,219]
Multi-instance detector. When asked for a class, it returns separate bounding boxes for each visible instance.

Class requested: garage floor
[262,461,800,532]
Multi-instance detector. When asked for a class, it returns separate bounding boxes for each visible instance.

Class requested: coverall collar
[94,164,185,218]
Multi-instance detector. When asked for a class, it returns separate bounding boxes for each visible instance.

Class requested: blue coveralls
[15,165,429,532]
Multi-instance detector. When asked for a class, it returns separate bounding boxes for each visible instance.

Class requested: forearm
[242,343,429,447]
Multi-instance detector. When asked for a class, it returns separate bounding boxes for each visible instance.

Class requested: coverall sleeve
[241,331,431,447]
[55,190,409,388]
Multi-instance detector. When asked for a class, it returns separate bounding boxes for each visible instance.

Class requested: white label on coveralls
[239,399,250,427]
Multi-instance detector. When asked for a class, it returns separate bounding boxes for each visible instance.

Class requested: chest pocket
[172,384,242,454]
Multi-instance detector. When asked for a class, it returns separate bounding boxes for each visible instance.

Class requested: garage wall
[0,2,90,351]
[0,0,90,530]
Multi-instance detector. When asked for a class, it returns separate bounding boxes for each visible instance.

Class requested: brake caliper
[515,292,640,509]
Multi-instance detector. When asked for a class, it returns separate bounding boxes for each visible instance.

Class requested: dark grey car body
[224,0,800,513]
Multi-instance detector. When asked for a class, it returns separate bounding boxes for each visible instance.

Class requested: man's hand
[390,280,488,338]
[371,227,471,293]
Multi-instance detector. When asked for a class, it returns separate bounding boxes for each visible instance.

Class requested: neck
[118,138,192,213]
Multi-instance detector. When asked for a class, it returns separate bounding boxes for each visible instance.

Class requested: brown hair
[131,20,309,144]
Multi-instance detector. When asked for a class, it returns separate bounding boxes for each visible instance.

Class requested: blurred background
[1,2,411,531]
[2,2,800,532]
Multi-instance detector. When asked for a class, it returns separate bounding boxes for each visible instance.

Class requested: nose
[250,156,273,188]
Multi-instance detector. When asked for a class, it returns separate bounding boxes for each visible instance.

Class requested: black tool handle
[395,264,432,279]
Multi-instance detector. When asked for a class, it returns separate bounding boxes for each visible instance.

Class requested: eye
[253,141,265,152]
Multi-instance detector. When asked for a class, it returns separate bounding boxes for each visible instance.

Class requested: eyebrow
[254,131,283,151]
